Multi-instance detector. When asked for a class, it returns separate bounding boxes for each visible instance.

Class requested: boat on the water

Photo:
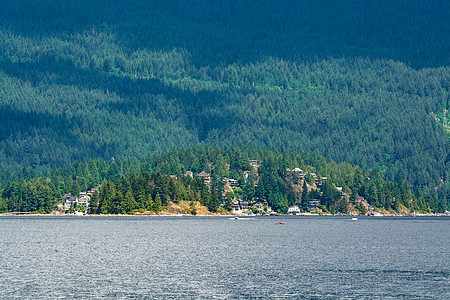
[351,217,358,221]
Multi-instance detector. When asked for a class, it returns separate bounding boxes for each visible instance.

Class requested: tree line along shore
[1,147,447,216]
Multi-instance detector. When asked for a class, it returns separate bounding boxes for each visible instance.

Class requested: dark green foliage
[145,194,153,211]
[88,190,100,214]
[321,181,340,210]
[208,188,219,213]
[300,180,309,211]
[0,146,447,214]
[121,191,137,214]
[153,193,162,212]
[0,0,448,204]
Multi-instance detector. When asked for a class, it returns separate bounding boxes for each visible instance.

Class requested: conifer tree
[301,180,309,211]
[208,187,219,213]
[145,194,153,211]
[153,193,162,212]
[121,190,137,214]
[89,190,100,214]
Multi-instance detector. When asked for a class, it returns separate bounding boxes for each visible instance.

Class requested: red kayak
[275,222,285,225]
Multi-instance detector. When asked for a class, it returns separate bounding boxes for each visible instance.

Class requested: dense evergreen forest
[0,1,448,205]
[1,147,445,214]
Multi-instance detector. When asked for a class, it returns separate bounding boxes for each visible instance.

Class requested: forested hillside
[2,147,445,214]
[0,0,448,203]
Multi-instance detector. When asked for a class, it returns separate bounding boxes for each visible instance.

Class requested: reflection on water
[0,216,449,299]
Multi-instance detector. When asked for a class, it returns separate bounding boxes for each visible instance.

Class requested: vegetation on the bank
[0,147,446,214]
[0,1,448,204]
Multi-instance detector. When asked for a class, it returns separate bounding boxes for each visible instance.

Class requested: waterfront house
[232,203,242,214]
[369,211,383,216]
[239,200,249,210]
[59,194,78,210]
[78,192,90,209]
[252,202,262,212]
[308,199,321,211]
[288,205,301,215]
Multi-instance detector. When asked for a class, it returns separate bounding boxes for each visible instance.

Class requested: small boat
[351,217,358,221]
[275,222,285,225]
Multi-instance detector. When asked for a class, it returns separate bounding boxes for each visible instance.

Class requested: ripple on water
[0,216,449,299]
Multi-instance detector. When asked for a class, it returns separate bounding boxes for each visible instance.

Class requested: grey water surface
[0,216,449,299]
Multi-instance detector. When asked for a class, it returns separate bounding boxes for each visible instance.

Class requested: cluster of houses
[285,167,381,215]
[56,187,99,212]
[285,194,382,215]
[179,162,343,215]
[286,167,329,186]
[182,160,262,188]
[231,199,272,215]
[54,166,379,215]
[50,158,408,216]
[286,199,321,215]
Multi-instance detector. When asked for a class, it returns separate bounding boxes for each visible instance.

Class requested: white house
[287,205,301,215]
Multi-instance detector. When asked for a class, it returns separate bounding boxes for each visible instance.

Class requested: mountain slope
[0,0,448,199]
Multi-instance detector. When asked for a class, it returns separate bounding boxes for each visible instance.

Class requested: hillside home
[227,178,239,187]
[197,171,211,186]
[295,168,306,178]
[355,196,372,212]
[249,160,261,168]
[86,187,99,197]
[287,168,306,178]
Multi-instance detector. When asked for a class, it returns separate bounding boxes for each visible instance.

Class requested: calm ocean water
[0,216,448,299]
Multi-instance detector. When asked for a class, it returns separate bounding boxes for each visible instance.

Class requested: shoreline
[1,212,448,217]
